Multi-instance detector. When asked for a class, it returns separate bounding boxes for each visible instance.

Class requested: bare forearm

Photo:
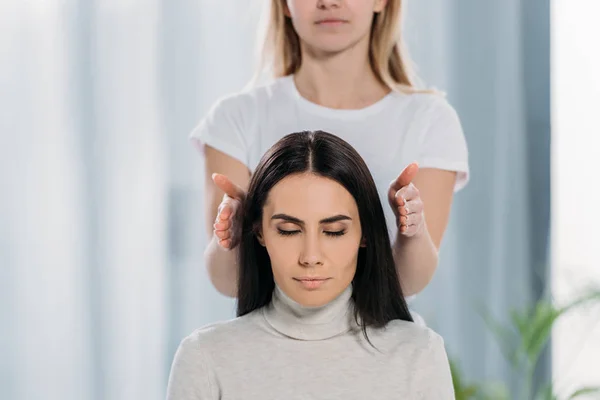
[202,145,250,298]
[204,236,240,298]
[392,221,439,297]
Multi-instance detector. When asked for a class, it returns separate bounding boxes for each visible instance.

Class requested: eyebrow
[271,214,352,225]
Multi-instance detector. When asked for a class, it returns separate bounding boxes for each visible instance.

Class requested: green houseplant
[450,286,600,400]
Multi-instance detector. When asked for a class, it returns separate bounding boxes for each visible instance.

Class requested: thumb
[212,173,246,200]
[391,162,419,190]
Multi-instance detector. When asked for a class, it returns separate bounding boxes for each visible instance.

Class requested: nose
[299,234,324,267]
[317,0,340,10]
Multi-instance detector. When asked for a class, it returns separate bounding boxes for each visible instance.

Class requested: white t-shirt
[191,75,469,241]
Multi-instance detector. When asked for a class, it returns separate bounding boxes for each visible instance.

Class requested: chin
[306,38,357,56]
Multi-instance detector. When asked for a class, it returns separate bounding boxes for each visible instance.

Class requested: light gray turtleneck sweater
[166,286,455,399]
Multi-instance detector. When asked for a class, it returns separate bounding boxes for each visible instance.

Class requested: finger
[402,225,420,237]
[398,205,409,216]
[212,173,245,200]
[394,190,407,207]
[214,229,231,241]
[215,204,233,221]
[399,224,408,234]
[396,196,408,216]
[219,239,232,249]
[398,198,424,216]
[390,162,419,191]
[399,215,408,226]
[216,210,230,224]
[399,220,420,236]
[404,213,422,227]
[394,185,419,206]
[394,193,411,216]
[393,190,409,217]
[213,218,231,231]
[217,201,238,221]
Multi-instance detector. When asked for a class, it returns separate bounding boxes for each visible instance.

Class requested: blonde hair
[251,0,426,93]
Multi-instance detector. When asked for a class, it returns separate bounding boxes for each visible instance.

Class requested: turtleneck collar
[262,284,356,341]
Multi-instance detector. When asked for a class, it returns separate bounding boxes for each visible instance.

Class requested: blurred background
[1,0,599,399]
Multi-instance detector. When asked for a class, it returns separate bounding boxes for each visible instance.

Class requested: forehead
[265,173,358,217]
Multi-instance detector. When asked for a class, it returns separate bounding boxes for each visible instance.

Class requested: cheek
[290,18,311,40]
[323,234,362,266]
[349,2,377,31]
[263,231,298,271]
[357,15,376,36]
[287,3,311,29]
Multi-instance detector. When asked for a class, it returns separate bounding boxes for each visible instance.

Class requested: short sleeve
[417,97,470,192]
[166,333,218,400]
[189,93,254,168]
[413,332,455,399]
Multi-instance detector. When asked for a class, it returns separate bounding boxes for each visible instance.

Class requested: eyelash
[277,229,346,237]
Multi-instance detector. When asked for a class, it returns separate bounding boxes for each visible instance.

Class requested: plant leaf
[522,287,600,367]
[560,288,600,314]
[449,357,483,400]
[478,382,511,400]
[510,307,531,337]
[568,386,600,399]
[535,382,556,400]
[522,301,560,365]
[478,306,518,366]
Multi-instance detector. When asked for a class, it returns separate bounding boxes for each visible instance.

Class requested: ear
[360,237,367,248]
[256,229,266,247]
[374,0,387,13]
[283,1,291,17]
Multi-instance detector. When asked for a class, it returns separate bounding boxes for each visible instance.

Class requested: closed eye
[276,229,347,237]
[277,228,300,236]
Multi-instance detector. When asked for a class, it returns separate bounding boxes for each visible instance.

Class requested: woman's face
[259,173,363,307]
[285,0,387,55]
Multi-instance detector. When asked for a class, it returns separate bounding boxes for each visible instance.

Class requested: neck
[294,39,390,109]
[263,285,356,341]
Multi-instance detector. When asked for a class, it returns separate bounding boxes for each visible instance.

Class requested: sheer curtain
[1,1,549,399]
[1,1,258,399]
[406,0,551,392]
[2,1,170,399]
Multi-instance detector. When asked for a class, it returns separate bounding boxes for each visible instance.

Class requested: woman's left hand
[387,162,425,237]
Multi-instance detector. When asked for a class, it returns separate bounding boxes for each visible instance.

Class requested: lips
[315,18,348,25]
[294,277,331,290]
[295,277,329,281]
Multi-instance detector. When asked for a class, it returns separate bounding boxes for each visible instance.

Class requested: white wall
[552,0,600,397]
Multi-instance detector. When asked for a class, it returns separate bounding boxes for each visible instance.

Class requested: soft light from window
[552,0,600,397]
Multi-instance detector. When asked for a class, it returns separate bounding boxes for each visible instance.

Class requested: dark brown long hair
[236,131,413,336]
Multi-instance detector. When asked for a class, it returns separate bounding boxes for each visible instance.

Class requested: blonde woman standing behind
[194,0,469,306]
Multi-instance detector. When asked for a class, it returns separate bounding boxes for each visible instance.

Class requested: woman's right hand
[212,173,246,250]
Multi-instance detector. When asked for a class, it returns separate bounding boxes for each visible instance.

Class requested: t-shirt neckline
[280,75,397,119]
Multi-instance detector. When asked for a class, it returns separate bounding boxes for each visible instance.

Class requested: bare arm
[393,168,457,296]
[202,145,250,297]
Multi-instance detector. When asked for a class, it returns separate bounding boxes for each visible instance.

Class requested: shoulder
[207,77,289,117]
[169,315,264,399]
[394,90,460,123]
[181,312,261,352]
[370,319,447,355]
[385,319,442,341]
[375,321,454,397]
[191,80,287,146]
[203,89,258,120]
[182,312,258,349]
